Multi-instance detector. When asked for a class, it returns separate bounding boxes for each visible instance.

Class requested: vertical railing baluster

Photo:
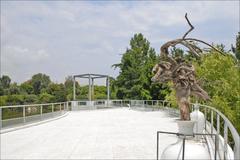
[52,104,54,117]
[224,122,228,160]
[157,132,159,160]
[0,107,2,129]
[204,108,207,131]
[214,134,217,160]
[182,136,186,160]
[211,110,214,136]
[216,114,220,157]
[40,105,43,120]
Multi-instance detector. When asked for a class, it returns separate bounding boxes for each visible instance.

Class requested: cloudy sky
[1,1,239,85]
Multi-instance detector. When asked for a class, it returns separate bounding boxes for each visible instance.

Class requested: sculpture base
[176,120,195,136]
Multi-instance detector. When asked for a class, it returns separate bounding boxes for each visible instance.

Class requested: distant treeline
[0,74,113,106]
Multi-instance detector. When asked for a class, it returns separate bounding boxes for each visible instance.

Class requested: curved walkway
[1,108,178,159]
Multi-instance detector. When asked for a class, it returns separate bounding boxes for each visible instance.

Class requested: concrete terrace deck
[1,108,178,159]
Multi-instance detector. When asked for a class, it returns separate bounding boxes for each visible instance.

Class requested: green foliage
[164,82,178,108]
[0,75,11,96]
[5,95,24,105]
[232,32,240,61]
[0,75,11,88]
[47,83,67,102]
[193,50,240,132]
[9,83,21,95]
[236,32,240,60]
[23,94,38,104]
[0,96,7,106]
[20,81,33,94]
[113,33,165,100]
[38,93,55,103]
[31,73,51,95]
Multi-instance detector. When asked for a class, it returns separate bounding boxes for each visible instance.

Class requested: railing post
[157,132,159,160]
[40,105,43,120]
[224,122,228,159]
[216,114,220,155]
[60,103,62,112]
[23,106,26,123]
[182,136,186,160]
[204,108,207,131]
[52,104,54,117]
[0,107,2,129]
[211,110,213,136]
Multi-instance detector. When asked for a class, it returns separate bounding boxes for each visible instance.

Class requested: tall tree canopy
[1,75,11,89]
[30,73,51,95]
[113,33,165,100]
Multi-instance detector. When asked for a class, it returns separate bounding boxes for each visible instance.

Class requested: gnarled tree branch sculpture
[151,13,223,120]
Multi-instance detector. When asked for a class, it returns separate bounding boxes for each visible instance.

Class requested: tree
[31,73,51,95]
[232,32,240,61]
[194,50,240,132]
[0,84,4,96]
[64,76,80,100]
[0,75,11,95]
[46,83,67,102]
[113,33,160,100]
[23,94,38,104]
[38,93,55,103]
[20,81,33,94]
[0,75,11,88]
[9,83,20,95]
[5,95,24,105]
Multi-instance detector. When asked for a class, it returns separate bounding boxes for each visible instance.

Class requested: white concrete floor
[1,108,179,159]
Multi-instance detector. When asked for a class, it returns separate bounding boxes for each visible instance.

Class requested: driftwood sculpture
[151,13,223,120]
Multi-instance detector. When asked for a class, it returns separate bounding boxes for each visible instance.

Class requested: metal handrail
[0,101,69,129]
[0,101,68,109]
[190,103,240,160]
[157,131,218,160]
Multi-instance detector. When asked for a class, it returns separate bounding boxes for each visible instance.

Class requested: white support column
[73,76,76,101]
[92,78,94,101]
[107,76,110,106]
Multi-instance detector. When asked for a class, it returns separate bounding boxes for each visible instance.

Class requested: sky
[1,1,239,85]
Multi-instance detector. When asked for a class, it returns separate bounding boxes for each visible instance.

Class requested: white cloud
[3,46,49,61]
[1,1,239,84]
